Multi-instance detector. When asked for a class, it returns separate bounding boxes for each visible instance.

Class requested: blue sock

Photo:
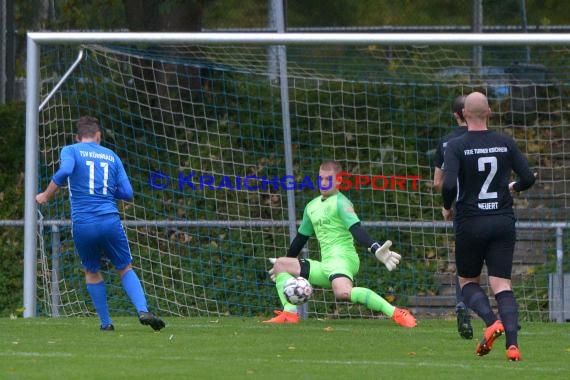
[121,269,148,313]
[86,281,112,327]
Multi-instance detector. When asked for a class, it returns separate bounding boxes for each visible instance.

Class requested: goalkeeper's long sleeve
[286,233,309,257]
[349,222,375,249]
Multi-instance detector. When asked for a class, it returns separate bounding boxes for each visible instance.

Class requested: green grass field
[1,316,569,379]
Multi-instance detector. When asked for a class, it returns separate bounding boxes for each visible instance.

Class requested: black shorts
[454,214,516,279]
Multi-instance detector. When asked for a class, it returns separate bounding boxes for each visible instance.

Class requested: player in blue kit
[36,116,165,332]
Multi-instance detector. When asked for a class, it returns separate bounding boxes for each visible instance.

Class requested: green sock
[351,287,396,317]
[275,272,298,313]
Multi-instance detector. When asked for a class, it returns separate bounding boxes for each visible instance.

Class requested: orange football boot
[506,345,522,361]
[391,307,417,328]
[262,310,300,324]
[476,320,504,356]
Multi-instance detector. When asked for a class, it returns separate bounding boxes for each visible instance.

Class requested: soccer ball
[283,276,313,305]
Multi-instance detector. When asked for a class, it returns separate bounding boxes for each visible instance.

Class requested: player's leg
[116,265,165,331]
[273,257,303,311]
[117,264,147,312]
[349,283,416,328]
[263,257,304,323]
[457,217,503,356]
[456,218,497,325]
[328,256,416,328]
[462,280,504,356]
[101,217,147,311]
[326,256,391,312]
[487,215,521,361]
[493,286,520,360]
[73,222,113,330]
[453,229,473,338]
[455,276,473,339]
[85,270,113,330]
[103,217,165,331]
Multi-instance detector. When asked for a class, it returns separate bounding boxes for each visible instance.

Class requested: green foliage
[14,0,570,33]
[202,0,268,29]
[0,103,25,195]
[0,103,26,316]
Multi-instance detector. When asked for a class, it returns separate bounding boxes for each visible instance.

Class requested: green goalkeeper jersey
[298,192,360,259]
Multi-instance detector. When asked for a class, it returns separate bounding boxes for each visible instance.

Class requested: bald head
[464,92,491,130]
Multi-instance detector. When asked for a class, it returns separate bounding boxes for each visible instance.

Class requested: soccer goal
[24,32,570,322]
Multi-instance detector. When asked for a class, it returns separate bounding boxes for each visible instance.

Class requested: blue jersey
[52,142,133,223]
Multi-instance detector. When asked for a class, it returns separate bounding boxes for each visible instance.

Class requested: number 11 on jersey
[86,160,109,195]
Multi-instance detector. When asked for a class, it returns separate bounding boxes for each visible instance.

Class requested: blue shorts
[72,214,132,273]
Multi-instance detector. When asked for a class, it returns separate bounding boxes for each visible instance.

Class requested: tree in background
[123,0,207,32]
[9,0,570,79]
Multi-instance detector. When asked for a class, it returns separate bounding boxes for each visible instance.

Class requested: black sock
[496,290,519,348]
[455,276,464,304]
[462,282,496,326]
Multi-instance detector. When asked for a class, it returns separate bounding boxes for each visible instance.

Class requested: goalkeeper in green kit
[263,160,416,327]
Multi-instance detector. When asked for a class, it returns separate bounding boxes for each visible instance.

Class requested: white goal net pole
[24,36,40,318]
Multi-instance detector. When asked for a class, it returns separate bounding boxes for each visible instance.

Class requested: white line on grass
[1,351,73,358]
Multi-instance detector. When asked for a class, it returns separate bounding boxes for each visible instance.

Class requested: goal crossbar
[26,32,570,45]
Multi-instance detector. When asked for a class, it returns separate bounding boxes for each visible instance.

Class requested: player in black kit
[433,95,473,340]
[433,95,468,192]
[441,92,536,361]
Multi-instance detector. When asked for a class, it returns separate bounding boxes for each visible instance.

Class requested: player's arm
[267,209,312,281]
[432,141,445,192]
[269,205,311,269]
[114,156,134,200]
[286,233,310,258]
[286,205,314,257]
[433,167,444,193]
[349,222,401,271]
[336,195,400,271]
[441,142,460,211]
[36,181,60,204]
[349,222,375,247]
[509,141,536,193]
[36,149,74,204]
[441,141,460,221]
[115,178,134,200]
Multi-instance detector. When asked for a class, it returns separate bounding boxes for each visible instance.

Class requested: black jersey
[442,130,535,219]
[433,126,468,169]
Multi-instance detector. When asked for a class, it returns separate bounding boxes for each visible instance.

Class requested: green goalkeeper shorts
[305,253,360,288]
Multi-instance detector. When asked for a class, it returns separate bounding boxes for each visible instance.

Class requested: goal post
[24,32,570,321]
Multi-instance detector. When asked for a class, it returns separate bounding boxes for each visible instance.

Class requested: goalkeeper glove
[267,258,277,282]
[369,240,401,271]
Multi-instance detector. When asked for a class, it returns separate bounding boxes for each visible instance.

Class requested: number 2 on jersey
[86,160,109,195]
[478,156,497,200]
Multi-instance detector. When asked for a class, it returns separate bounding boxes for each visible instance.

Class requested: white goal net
[26,33,570,322]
